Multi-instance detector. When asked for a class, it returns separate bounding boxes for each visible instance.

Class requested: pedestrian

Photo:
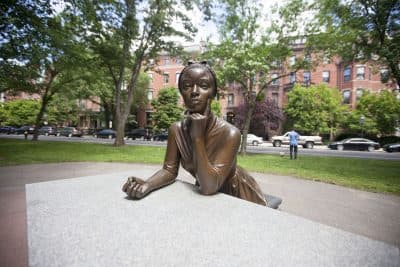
[288,129,299,160]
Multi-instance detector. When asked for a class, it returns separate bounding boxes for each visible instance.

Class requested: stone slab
[26,172,400,267]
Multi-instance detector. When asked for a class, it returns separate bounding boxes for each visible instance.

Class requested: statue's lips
[190,99,201,104]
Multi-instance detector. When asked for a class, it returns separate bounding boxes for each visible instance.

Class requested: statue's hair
[178,61,218,98]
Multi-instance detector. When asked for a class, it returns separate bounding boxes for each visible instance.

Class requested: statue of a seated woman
[123,61,267,206]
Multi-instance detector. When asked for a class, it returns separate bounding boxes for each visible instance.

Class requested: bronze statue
[122,61,267,206]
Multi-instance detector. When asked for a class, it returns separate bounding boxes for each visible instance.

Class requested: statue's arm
[192,128,240,195]
[123,125,181,199]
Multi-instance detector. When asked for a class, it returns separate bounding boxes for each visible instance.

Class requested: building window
[322,71,330,83]
[147,89,153,101]
[304,54,311,62]
[290,55,296,66]
[289,72,296,84]
[343,90,351,104]
[175,72,180,84]
[344,66,351,82]
[323,54,330,64]
[271,73,279,85]
[164,57,170,65]
[272,93,279,104]
[227,94,234,106]
[356,66,365,80]
[303,71,311,84]
[356,88,364,101]
[176,58,182,65]
[163,73,169,84]
[380,68,389,83]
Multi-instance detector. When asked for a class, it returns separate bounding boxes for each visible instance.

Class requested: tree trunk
[114,112,127,146]
[239,99,256,156]
[31,97,49,141]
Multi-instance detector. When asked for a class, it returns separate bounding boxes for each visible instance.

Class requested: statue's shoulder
[215,117,240,140]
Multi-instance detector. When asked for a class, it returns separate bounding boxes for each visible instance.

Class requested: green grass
[1,139,399,195]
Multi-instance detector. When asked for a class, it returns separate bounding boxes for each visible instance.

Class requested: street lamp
[360,115,365,138]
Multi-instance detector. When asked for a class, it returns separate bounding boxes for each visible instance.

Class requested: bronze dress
[162,114,267,206]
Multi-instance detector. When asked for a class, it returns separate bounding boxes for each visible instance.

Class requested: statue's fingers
[133,183,142,198]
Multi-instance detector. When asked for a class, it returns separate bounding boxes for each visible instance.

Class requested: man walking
[288,129,300,160]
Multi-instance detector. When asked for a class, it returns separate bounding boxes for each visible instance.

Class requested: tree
[233,98,284,138]
[204,0,307,154]
[281,0,400,88]
[151,87,183,132]
[74,0,209,146]
[0,99,40,126]
[344,91,400,136]
[0,1,89,140]
[285,84,347,139]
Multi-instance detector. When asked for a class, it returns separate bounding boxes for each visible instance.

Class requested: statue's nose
[192,84,200,94]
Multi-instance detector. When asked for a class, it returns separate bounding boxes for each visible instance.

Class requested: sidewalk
[1,162,400,267]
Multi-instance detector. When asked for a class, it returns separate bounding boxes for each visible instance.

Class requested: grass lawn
[1,139,399,195]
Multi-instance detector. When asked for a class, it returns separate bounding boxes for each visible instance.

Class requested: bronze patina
[122,61,267,206]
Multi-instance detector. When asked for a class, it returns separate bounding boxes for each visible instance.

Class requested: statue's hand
[122,176,151,199]
[189,113,208,140]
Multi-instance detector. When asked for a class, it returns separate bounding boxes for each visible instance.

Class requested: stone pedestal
[26,172,399,267]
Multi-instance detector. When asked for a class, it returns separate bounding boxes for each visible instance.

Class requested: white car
[244,134,264,146]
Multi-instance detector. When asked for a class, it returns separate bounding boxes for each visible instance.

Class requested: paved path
[1,162,400,267]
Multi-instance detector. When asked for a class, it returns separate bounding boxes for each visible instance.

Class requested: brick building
[141,42,398,138]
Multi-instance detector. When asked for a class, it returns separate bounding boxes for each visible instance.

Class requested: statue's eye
[199,82,209,89]
[183,83,192,90]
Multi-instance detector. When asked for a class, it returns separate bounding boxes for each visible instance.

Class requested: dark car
[125,128,152,140]
[57,127,82,137]
[15,125,35,135]
[95,129,116,139]
[383,143,400,153]
[0,126,17,134]
[38,126,57,136]
[152,132,168,141]
[328,138,380,152]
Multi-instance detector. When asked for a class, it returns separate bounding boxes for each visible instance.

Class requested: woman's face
[180,66,215,114]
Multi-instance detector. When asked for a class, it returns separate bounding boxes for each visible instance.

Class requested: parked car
[57,127,82,137]
[38,126,57,136]
[125,128,152,140]
[328,138,380,151]
[0,126,17,134]
[383,143,400,153]
[152,132,168,141]
[15,125,35,135]
[95,129,116,139]
[244,134,264,146]
[271,132,322,149]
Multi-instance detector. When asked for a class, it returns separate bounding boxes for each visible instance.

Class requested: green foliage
[285,84,347,135]
[0,100,40,126]
[211,100,222,117]
[344,91,400,136]
[151,87,183,131]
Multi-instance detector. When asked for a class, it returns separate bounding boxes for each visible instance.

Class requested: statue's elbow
[199,186,218,195]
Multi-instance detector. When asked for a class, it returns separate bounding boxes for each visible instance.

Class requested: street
[1,134,400,160]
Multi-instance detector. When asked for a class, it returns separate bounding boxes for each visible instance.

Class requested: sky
[182,0,284,45]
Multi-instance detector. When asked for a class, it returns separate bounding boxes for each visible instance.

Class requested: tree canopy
[151,87,183,132]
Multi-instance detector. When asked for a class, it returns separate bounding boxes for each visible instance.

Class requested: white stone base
[26,172,399,267]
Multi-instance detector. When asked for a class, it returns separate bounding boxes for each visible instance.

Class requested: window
[147,89,154,101]
[164,57,170,65]
[271,73,279,85]
[356,88,364,101]
[272,93,279,104]
[163,73,169,84]
[289,72,296,84]
[176,58,182,64]
[290,55,296,66]
[303,71,311,84]
[323,54,330,64]
[380,68,389,83]
[175,72,180,84]
[304,54,311,62]
[227,94,234,106]
[343,66,351,82]
[356,66,365,80]
[322,71,330,83]
[343,90,351,104]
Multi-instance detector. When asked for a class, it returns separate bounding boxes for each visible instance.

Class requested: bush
[378,136,400,146]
